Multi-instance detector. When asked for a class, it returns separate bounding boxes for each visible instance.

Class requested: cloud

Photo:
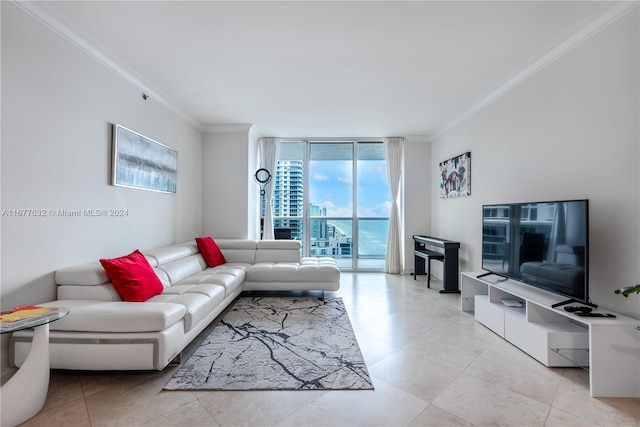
[379,201,392,215]
[357,201,392,217]
[331,206,353,217]
[322,201,336,209]
[314,172,329,181]
[320,201,353,217]
[359,163,386,175]
[358,206,375,216]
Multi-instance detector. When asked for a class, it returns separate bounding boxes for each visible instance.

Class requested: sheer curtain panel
[384,137,404,273]
[258,137,279,240]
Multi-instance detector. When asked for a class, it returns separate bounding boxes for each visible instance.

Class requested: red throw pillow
[99,250,163,302]
[195,236,227,267]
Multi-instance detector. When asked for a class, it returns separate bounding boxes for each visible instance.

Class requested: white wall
[430,10,639,318]
[1,3,203,310]
[403,137,431,272]
[202,128,258,239]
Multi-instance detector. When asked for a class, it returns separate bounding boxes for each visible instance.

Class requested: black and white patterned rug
[164,296,374,391]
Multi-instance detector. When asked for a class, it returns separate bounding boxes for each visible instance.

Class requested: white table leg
[1,324,50,427]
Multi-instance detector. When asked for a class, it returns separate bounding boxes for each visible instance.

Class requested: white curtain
[384,137,404,274]
[258,137,279,240]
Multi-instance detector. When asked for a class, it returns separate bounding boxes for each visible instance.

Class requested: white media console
[461,272,640,397]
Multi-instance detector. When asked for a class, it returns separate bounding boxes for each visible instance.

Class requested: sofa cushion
[255,240,301,250]
[56,255,159,287]
[196,237,227,267]
[255,240,302,263]
[153,287,225,332]
[55,261,111,286]
[161,283,224,299]
[99,250,164,302]
[215,239,258,264]
[175,266,245,297]
[57,284,122,301]
[245,257,340,283]
[144,243,198,266]
[158,255,206,286]
[37,300,185,333]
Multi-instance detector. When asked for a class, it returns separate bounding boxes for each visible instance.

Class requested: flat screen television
[481,199,589,305]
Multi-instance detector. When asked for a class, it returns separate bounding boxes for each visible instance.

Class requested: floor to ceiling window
[272,140,391,270]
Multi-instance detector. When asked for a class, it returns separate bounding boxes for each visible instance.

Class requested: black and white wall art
[112,124,177,193]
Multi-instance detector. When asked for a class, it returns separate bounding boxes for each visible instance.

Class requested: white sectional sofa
[10,239,340,371]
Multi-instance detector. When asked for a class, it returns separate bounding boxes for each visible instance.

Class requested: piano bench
[414,249,445,288]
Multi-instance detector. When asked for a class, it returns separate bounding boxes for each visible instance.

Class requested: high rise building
[272,160,304,238]
[271,160,350,258]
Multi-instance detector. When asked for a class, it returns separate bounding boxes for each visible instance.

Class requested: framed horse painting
[439,152,470,199]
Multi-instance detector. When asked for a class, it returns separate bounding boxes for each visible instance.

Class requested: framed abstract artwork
[112,124,178,193]
[439,151,471,199]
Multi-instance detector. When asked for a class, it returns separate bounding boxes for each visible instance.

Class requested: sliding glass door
[273,140,390,270]
[356,142,390,269]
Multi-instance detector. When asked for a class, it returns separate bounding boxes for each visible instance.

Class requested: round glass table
[1,307,69,427]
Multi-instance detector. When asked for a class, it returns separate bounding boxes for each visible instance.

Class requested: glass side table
[0,307,69,427]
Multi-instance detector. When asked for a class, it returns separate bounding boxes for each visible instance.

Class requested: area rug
[164,296,374,391]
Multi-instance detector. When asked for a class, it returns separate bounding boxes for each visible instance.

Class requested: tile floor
[15,273,640,426]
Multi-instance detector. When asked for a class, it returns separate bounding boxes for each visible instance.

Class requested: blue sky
[310,160,391,217]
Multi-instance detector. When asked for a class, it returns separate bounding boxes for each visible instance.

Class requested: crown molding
[405,135,432,144]
[14,1,638,140]
[432,1,639,140]
[12,1,205,131]
[203,124,254,134]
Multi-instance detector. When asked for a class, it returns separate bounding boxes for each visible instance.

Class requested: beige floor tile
[353,309,446,348]
[277,378,429,426]
[85,388,197,426]
[145,400,219,427]
[368,347,463,402]
[194,389,329,426]
[20,397,91,427]
[409,404,473,426]
[353,332,397,366]
[552,369,640,426]
[77,369,174,399]
[544,407,601,427]
[432,374,551,426]
[463,339,565,405]
[399,323,496,372]
[42,372,85,411]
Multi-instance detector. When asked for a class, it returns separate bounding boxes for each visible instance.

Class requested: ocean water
[358,219,389,256]
[276,218,389,258]
[327,219,389,257]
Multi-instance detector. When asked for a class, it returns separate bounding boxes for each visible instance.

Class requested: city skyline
[272,155,390,263]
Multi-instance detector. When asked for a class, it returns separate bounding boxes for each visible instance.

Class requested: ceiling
[33,1,622,138]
